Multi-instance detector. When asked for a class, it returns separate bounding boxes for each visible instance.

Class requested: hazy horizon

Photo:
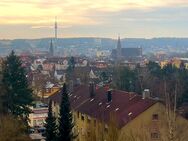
[1,36,188,40]
[1,0,188,39]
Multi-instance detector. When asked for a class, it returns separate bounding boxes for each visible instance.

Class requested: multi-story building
[49,85,188,141]
[41,82,61,98]
[29,102,48,127]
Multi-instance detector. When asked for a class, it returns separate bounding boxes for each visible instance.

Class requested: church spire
[117,35,121,59]
[49,39,54,57]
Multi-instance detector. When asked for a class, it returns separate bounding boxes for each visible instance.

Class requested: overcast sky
[0,0,188,39]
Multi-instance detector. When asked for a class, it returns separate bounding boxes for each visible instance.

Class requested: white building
[29,103,48,127]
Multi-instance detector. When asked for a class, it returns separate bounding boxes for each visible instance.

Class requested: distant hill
[1,37,188,55]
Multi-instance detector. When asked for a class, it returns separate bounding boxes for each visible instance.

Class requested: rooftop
[49,85,156,128]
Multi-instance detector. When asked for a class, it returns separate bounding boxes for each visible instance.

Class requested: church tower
[49,39,54,57]
[117,36,122,59]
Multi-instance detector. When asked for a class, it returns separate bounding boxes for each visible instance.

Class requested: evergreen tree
[67,56,75,82]
[45,100,57,141]
[2,51,33,120]
[113,67,139,92]
[68,56,75,71]
[147,61,162,78]
[0,85,7,115]
[58,83,74,141]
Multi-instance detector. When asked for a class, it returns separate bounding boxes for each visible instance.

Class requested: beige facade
[51,101,188,141]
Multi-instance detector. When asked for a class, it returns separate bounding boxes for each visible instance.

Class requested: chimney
[107,89,112,102]
[142,89,150,99]
[76,78,81,86]
[69,80,74,92]
[89,82,95,98]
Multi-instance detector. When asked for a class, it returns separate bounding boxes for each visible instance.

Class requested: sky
[0,0,188,39]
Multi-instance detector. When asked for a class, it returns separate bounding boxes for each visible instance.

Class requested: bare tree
[162,80,188,141]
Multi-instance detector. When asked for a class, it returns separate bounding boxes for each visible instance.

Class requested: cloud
[31,25,72,29]
[1,0,188,39]
[1,0,188,26]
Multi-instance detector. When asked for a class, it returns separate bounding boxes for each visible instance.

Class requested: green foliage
[0,85,7,114]
[177,67,188,105]
[1,51,33,120]
[57,83,75,141]
[67,56,75,73]
[100,71,109,81]
[113,67,141,93]
[147,61,179,80]
[161,64,178,79]
[147,61,188,106]
[147,61,162,78]
[67,57,76,82]
[45,100,57,141]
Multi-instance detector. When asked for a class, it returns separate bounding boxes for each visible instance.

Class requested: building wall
[120,102,188,141]
[29,107,48,127]
[52,102,188,141]
[41,87,60,98]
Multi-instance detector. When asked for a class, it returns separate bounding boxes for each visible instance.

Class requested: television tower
[55,17,57,40]
[54,17,58,55]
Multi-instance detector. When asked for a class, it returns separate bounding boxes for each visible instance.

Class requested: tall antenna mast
[55,17,57,39]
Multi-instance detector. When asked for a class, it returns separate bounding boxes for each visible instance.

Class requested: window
[152,114,159,120]
[94,120,96,126]
[77,111,80,118]
[151,132,160,139]
[104,124,108,133]
[74,114,76,122]
[33,120,37,126]
[81,114,84,121]
[87,130,91,137]
[87,116,91,123]
[81,128,85,136]
[46,88,50,93]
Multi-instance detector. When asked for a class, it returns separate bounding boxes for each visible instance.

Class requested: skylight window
[90,98,94,102]
[98,102,102,106]
[115,108,119,111]
[128,112,132,116]
[69,94,72,97]
[106,105,110,108]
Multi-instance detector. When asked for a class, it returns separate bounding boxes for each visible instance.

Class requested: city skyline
[0,0,188,39]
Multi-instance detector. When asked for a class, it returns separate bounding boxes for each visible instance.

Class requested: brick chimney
[142,89,150,99]
[89,82,95,98]
[107,89,112,102]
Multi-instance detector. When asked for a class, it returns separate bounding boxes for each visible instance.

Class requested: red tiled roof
[33,109,48,114]
[49,85,156,128]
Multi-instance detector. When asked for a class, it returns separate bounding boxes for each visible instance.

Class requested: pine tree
[2,51,33,120]
[0,85,7,115]
[58,83,74,141]
[45,100,57,141]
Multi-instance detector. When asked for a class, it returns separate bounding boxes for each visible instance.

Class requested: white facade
[29,107,48,127]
